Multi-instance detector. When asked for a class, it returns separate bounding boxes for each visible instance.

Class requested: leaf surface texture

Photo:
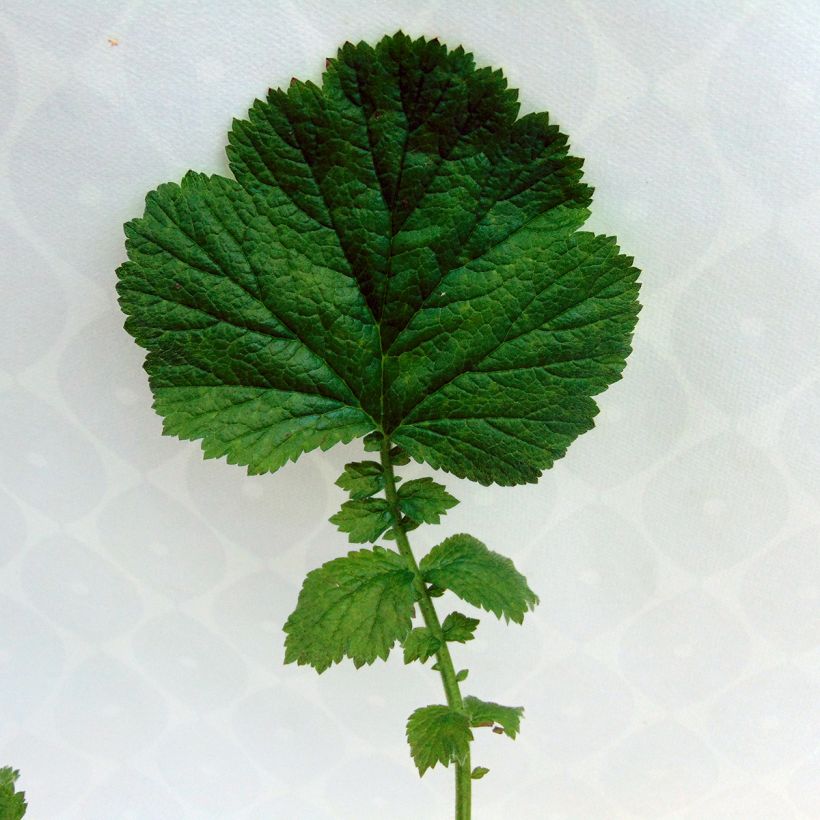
[117,33,640,486]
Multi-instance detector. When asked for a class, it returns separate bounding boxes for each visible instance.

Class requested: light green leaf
[336,460,384,499]
[284,546,416,672]
[406,705,473,775]
[463,696,524,739]
[420,534,538,623]
[117,32,640,487]
[398,478,458,525]
[0,767,26,820]
[403,627,441,664]
[330,498,392,543]
[471,766,490,780]
[442,612,480,643]
[456,668,469,682]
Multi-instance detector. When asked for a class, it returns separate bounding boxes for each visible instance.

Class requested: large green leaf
[117,32,640,486]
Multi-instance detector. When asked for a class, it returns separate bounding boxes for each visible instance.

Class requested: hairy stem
[380,438,471,820]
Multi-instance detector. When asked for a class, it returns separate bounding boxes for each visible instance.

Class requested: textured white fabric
[1,1,819,817]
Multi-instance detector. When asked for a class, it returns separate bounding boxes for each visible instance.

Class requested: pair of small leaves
[0,768,26,820]
[285,534,534,672]
[402,611,479,665]
[406,698,524,776]
[331,475,458,543]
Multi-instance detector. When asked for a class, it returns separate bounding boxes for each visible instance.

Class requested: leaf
[420,534,538,623]
[330,498,392,543]
[382,516,419,540]
[362,432,384,452]
[336,460,384,499]
[403,627,441,664]
[0,767,26,820]
[471,766,490,780]
[117,32,640,487]
[406,705,472,775]
[398,478,458,525]
[456,668,469,682]
[442,612,479,643]
[389,446,411,466]
[284,546,416,672]
[463,696,524,739]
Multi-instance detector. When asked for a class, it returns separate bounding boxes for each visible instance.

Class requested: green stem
[380,438,471,820]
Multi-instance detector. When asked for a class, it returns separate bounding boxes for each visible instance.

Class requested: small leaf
[403,627,441,664]
[335,460,384,499]
[389,445,411,466]
[330,498,392,543]
[398,478,458,525]
[0,767,27,820]
[471,766,490,780]
[464,696,524,739]
[456,669,469,682]
[420,534,538,623]
[406,705,473,775]
[363,432,384,452]
[382,516,420,540]
[427,584,445,598]
[284,546,416,672]
[442,612,479,643]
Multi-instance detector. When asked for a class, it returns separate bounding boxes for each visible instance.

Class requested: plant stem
[380,438,471,820]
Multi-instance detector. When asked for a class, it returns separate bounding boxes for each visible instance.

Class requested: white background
[1,1,819,817]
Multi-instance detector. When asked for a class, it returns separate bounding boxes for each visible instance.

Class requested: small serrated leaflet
[406,705,473,775]
[0,767,26,820]
[442,612,480,643]
[336,460,385,499]
[389,446,411,466]
[363,432,384,452]
[463,696,524,739]
[398,478,459,525]
[330,498,392,543]
[420,534,538,623]
[382,515,419,541]
[403,627,441,664]
[284,546,416,672]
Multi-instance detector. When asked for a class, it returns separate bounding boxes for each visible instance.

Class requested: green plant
[117,32,639,818]
[0,768,26,820]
